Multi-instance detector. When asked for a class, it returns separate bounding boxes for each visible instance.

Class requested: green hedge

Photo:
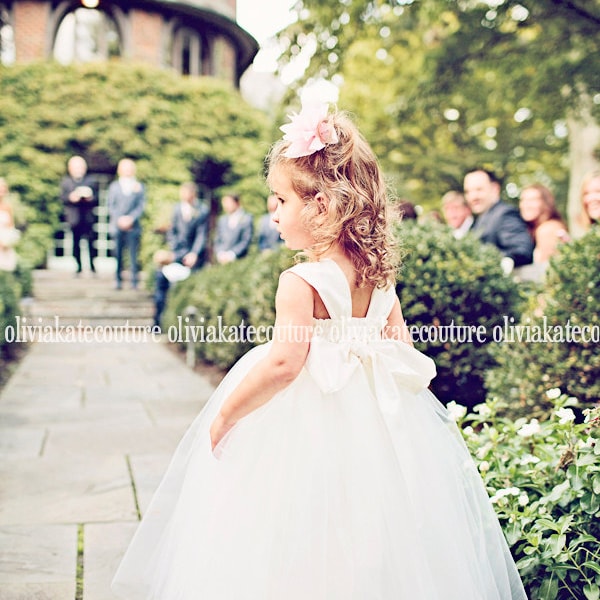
[164,222,523,406]
[395,221,524,406]
[0,262,32,364]
[486,228,600,418]
[165,248,295,368]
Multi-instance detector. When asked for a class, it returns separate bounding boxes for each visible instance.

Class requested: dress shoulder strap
[366,285,398,320]
[286,260,351,319]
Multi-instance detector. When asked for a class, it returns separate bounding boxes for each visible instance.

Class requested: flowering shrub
[451,391,600,599]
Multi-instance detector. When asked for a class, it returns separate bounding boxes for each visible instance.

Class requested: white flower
[462,425,475,437]
[476,444,491,459]
[446,401,467,421]
[578,436,595,448]
[473,403,492,419]
[517,419,541,437]
[546,387,562,400]
[518,492,529,506]
[478,461,490,473]
[519,454,541,466]
[490,486,520,504]
[555,407,576,425]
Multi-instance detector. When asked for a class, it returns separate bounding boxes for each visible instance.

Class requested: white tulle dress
[112,259,527,600]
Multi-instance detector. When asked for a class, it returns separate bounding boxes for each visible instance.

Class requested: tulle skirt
[112,344,526,599]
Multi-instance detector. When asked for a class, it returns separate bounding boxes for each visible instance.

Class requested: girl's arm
[383,296,413,346]
[210,272,313,449]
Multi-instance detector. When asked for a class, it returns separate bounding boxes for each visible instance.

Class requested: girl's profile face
[269,167,316,251]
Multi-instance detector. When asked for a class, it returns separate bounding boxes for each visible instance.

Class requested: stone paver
[0,272,215,599]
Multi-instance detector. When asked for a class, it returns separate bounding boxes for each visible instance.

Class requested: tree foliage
[277,0,600,209]
[0,62,271,265]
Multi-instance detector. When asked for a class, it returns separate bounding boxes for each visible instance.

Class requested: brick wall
[13,0,51,62]
[9,0,247,84]
[213,35,236,81]
[129,9,163,65]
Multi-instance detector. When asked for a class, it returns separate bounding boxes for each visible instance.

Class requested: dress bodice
[286,260,436,406]
[287,259,395,339]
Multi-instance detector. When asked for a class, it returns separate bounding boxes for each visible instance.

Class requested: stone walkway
[0,270,215,599]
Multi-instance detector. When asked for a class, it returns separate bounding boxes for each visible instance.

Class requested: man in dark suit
[107,158,146,289]
[464,168,534,270]
[60,155,97,275]
[153,182,209,329]
[213,193,253,264]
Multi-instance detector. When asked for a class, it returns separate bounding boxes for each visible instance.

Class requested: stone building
[0,0,258,86]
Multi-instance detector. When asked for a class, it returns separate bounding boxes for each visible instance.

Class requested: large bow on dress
[304,336,436,415]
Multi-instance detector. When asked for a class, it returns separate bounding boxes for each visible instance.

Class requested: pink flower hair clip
[280,102,339,158]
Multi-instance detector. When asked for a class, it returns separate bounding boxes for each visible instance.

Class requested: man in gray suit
[107,158,146,289]
[152,182,209,329]
[213,193,253,264]
[464,168,533,270]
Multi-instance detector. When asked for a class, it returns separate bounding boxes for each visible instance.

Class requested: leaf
[537,576,559,600]
[548,533,566,556]
[584,583,600,600]
[582,562,600,576]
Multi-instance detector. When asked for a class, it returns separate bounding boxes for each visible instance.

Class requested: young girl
[112,105,527,599]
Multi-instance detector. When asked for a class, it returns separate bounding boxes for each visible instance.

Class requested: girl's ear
[315,192,330,215]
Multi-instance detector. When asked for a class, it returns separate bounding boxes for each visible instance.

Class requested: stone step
[21,270,155,328]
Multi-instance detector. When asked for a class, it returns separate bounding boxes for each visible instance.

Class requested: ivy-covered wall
[0,61,271,267]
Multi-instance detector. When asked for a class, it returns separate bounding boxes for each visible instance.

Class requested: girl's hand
[210,413,236,451]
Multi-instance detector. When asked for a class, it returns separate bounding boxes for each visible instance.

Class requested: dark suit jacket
[60,174,97,229]
[168,201,210,268]
[107,179,146,235]
[214,210,254,259]
[471,200,534,267]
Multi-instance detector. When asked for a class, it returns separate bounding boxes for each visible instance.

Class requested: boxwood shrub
[0,262,32,364]
[396,221,523,407]
[164,248,295,368]
[486,227,600,418]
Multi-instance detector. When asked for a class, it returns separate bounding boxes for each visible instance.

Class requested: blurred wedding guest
[579,170,600,231]
[213,193,253,264]
[153,182,209,329]
[60,155,97,275]
[0,177,20,272]
[441,190,473,239]
[107,158,146,289]
[519,184,569,263]
[257,194,283,251]
[464,168,534,272]
[395,199,418,221]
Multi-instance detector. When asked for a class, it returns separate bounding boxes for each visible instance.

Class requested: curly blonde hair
[266,111,399,289]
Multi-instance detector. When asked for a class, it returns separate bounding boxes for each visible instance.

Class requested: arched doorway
[53,6,121,64]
